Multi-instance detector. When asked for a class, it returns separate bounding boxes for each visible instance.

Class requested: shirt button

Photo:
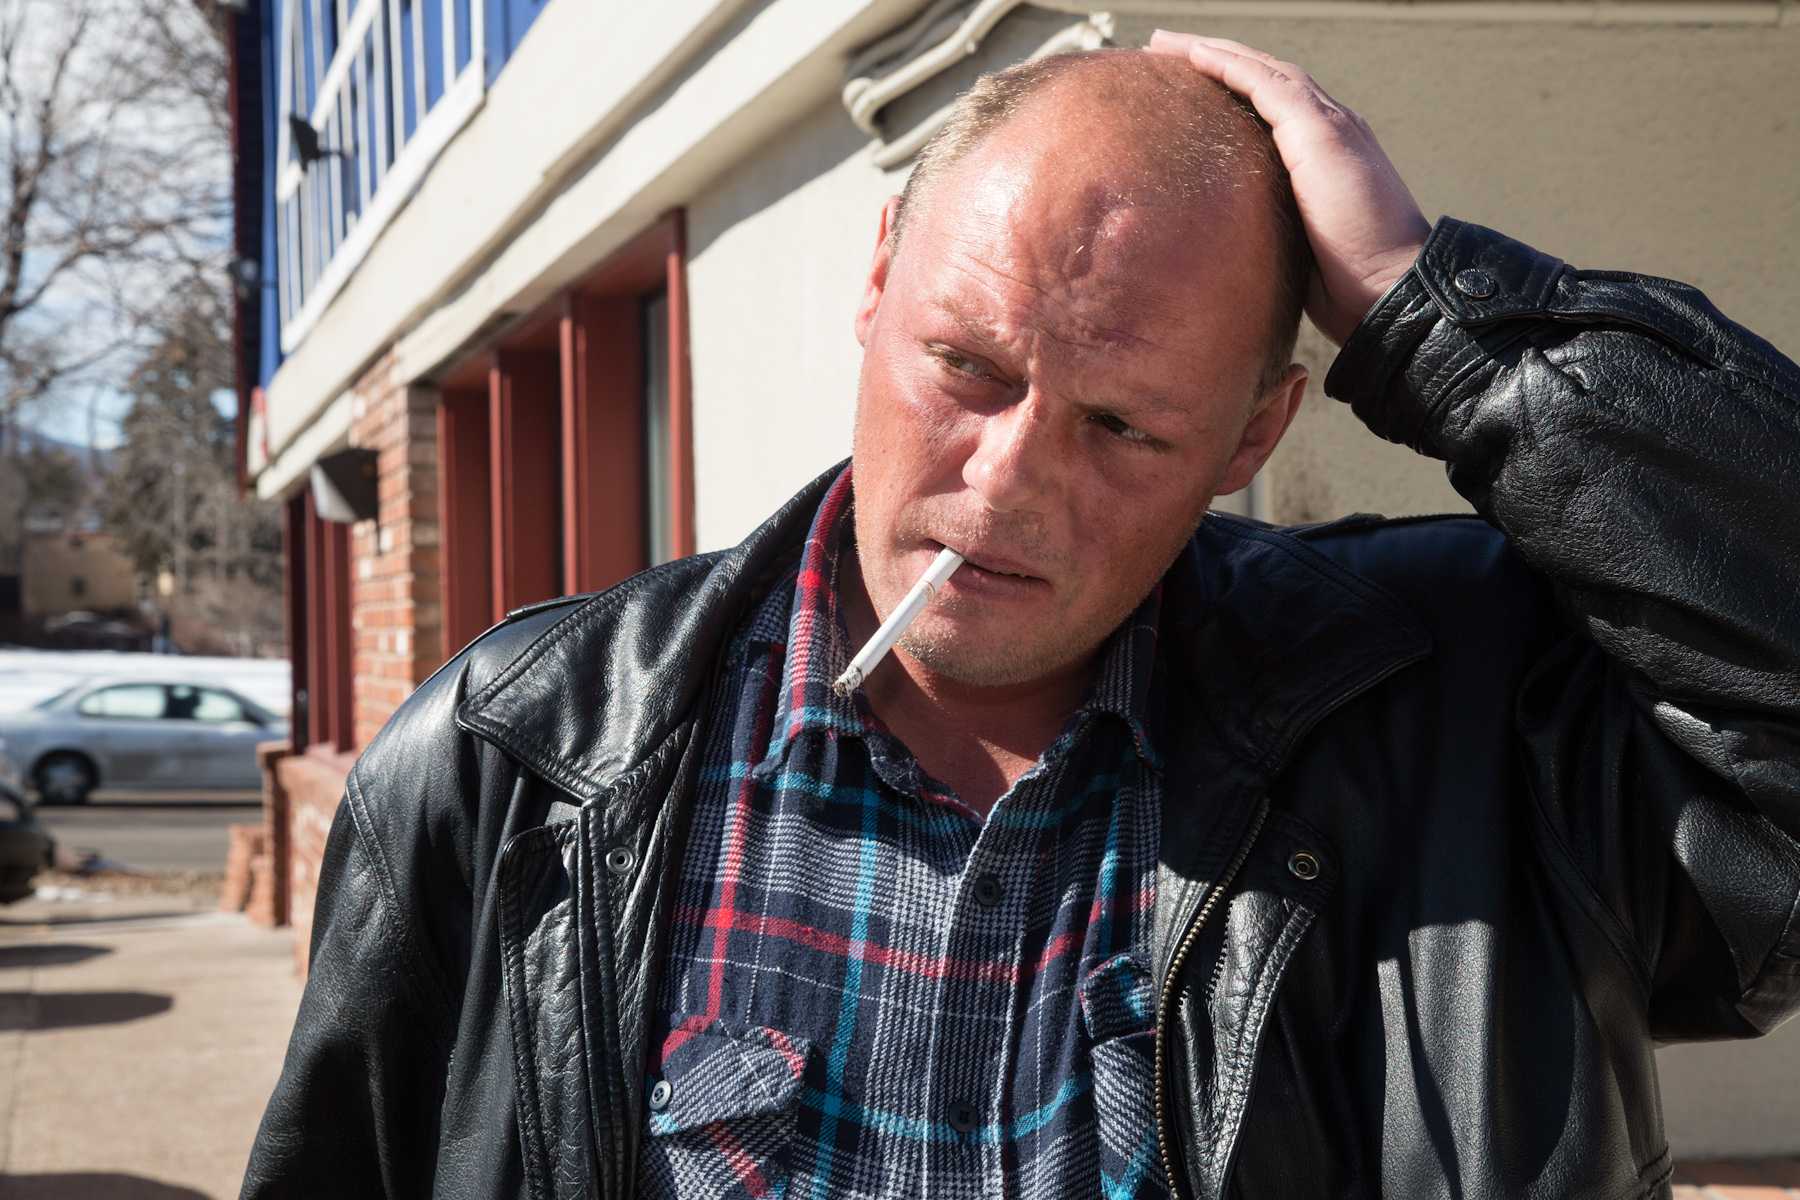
[649,1079,673,1110]
[1453,267,1497,300]
[973,873,1003,908]
[948,1100,979,1133]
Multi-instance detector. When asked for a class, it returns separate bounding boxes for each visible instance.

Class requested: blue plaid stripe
[640,467,1167,1199]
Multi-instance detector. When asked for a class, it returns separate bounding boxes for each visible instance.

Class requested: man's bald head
[891,49,1311,393]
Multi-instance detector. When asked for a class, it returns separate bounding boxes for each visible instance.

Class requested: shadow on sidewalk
[0,944,113,969]
[0,990,172,1031]
[0,1172,211,1198]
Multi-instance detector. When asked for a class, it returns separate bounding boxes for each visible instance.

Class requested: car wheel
[35,753,96,806]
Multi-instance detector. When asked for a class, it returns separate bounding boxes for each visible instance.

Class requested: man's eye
[1090,412,1151,444]
[930,347,989,379]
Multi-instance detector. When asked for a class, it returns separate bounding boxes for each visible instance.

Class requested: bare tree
[0,0,231,420]
[104,271,283,657]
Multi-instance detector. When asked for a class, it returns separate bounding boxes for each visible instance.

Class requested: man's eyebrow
[933,298,1004,345]
[930,298,1189,415]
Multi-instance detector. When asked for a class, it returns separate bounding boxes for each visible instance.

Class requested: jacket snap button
[948,1100,979,1133]
[1453,268,1497,300]
[649,1079,673,1110]
[605,846,636,876]
[1288,851,1321,881]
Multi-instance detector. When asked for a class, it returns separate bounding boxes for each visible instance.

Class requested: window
[78,685,167,720]
[170,687,252,724]
[642,287,675,568]
[166,685,202,721]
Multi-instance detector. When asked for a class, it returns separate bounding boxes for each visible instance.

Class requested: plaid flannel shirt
[641,467,1168,1199]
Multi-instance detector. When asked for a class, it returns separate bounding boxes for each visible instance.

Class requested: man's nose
[961,391,1055,514]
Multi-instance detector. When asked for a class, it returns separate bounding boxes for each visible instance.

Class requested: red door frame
[437,389,494,656]
[488,347,563,615]
[434,210,694,660]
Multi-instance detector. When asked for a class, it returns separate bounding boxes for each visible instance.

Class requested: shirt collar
[756,466,867,770]
[754,465,1164,774]
[1080,583,1163,770]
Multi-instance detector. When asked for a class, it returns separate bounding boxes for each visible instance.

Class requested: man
[245,34,1800,1200]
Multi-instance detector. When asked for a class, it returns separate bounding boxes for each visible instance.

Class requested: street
[33,794,259,875]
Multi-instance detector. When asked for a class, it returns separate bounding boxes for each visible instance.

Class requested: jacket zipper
[1154,796,1270,1200]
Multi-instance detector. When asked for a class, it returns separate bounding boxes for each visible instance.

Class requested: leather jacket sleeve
[240,770,458,1197]
[1325,217,1800,1041]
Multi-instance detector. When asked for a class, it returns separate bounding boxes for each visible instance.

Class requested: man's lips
[927,539,1045,583]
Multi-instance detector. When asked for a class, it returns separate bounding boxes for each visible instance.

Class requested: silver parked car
[0,678,289,805]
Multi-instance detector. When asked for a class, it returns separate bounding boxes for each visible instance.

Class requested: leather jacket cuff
[1324,217,1568,452]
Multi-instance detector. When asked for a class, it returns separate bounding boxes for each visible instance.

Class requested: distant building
[226,0,1799,1155]
[0,424,132,645]
[21,529,138,619]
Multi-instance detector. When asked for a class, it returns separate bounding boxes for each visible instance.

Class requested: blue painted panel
[486,0,552,81]
[421,0,445,105]
[320,0,338,67]
[507,0,553,54]
[454,0,473,75]
[297,0,316,110]
[398,0,419,139]
[259,0,284,388]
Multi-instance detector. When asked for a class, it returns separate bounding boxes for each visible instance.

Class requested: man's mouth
[929,540,1044,584]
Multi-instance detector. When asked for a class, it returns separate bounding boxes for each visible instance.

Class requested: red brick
[218,823,266,913]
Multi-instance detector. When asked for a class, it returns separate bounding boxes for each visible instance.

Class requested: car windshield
[31,683,85,711]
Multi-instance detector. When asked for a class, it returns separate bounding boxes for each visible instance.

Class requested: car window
[77,684,168,720]
[191,689,251,724]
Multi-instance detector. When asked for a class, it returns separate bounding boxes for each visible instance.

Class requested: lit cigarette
[833,547,965,695]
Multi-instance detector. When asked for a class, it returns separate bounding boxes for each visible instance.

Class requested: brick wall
[250,353,451,976]
[271,747,356,974]
[349,353,445,748]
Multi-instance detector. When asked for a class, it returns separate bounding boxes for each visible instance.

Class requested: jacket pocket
[639,1017,812,1199]
[1080,952,1166,1198]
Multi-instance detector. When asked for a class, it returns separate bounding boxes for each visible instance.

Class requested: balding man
[245,37,1800,1200]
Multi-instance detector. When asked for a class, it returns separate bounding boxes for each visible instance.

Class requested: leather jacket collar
[455,460,1432,804]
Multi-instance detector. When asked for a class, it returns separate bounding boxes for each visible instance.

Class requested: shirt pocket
[640,1017,813,1200]
[1080,951,1166,1198]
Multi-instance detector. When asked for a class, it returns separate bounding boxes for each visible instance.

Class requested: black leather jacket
[243,220,1800,1200]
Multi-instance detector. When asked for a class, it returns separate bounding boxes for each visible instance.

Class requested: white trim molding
[255,392,355,501]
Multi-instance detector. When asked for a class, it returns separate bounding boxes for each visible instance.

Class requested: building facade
[227,0,1800,1157]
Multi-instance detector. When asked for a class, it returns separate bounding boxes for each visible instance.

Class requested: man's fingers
[1146,32,1338,132]
[1183,35,1314,87]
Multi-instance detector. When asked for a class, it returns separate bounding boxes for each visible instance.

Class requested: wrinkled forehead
[905,130,1263,354]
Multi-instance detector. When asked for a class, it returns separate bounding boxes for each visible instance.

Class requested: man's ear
[855,196,902,347]
[1217,363,1307,496]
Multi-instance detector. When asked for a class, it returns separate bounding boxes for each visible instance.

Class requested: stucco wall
[688,97,904,545]
[685,4,1800,1157]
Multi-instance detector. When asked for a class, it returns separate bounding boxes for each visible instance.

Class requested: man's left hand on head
[1147,31,1431,344]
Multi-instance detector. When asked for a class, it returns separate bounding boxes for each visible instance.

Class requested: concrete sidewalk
[2,882,1794,1199]
[0,886,301,1199]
